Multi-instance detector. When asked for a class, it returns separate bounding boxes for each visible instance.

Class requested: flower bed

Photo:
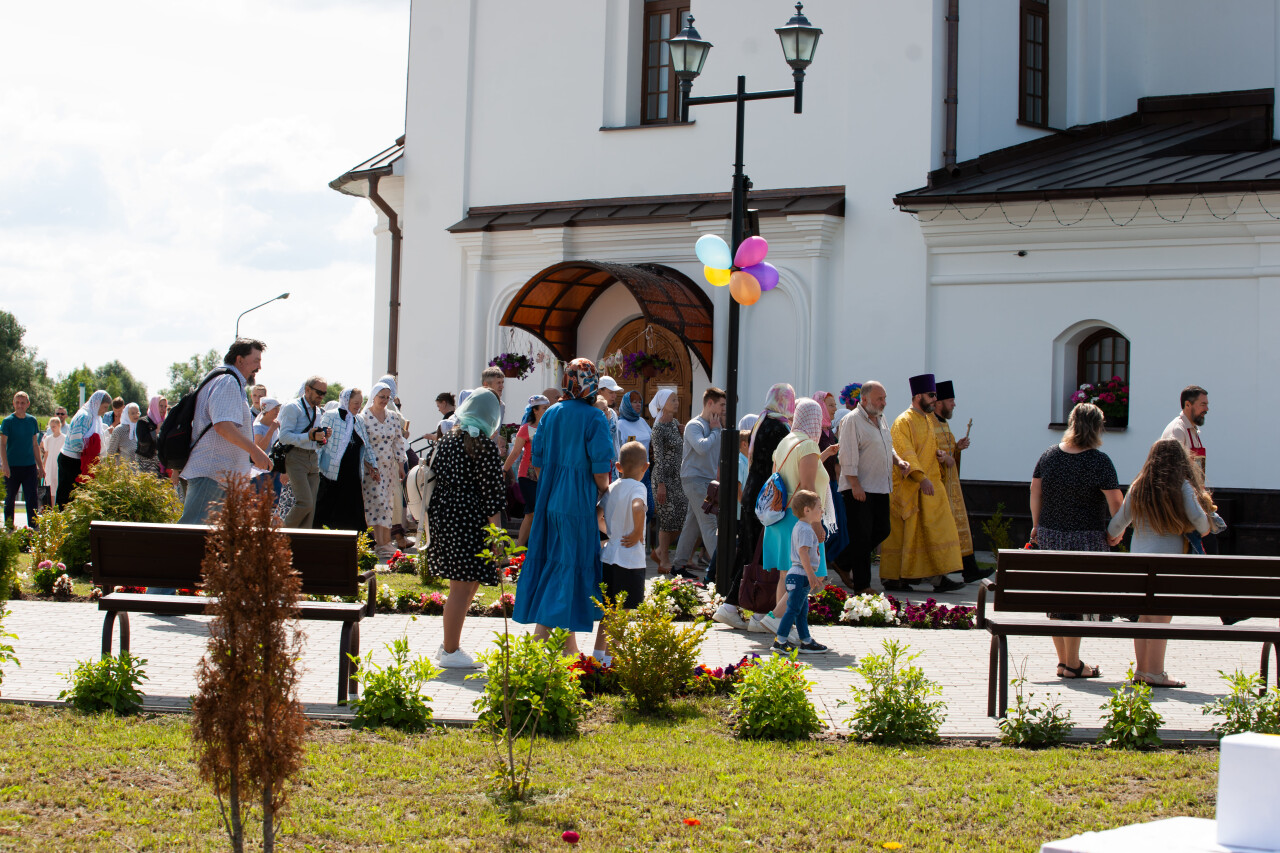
[570,653,765,699]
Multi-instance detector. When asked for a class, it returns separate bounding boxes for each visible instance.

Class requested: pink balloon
[733,235,768,268]
[742,262,779,291]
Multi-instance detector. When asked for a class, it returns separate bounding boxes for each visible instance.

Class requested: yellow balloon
[704,265,731,286]
[729,270,761,306]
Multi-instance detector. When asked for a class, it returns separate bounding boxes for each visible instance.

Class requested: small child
[773,490,831,655]
[591,441,650,664]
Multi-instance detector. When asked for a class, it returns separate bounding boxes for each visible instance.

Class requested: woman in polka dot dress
[361,382,406,562]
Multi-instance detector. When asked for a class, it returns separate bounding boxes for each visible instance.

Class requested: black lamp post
[669,3,822,594]
[235,292,291,338]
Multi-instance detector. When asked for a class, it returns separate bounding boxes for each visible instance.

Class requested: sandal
[1133,670,1186,688]
[1060,661,1102,679]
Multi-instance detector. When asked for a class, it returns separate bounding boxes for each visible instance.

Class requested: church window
[1019,0,1049,127]
[641,0,691,125]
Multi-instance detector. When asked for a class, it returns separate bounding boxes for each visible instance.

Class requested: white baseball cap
[598,376,622,392]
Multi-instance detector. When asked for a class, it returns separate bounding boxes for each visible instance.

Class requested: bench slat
[99,593,367,621]
[983,615,1280,643]
[993,590,1280,617]
[996,549,1280,578]
[994,572,1280,597]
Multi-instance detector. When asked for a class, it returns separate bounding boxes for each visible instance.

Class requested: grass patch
[0,699,1216,851]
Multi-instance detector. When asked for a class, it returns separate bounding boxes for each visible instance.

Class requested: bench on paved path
[89,520,377,704]
[977,548,1280,718]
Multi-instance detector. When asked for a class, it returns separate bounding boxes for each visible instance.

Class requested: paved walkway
[2,555,1264,741]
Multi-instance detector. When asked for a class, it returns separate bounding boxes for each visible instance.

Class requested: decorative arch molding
[1050,319,1131,424]
[500,260,714,374]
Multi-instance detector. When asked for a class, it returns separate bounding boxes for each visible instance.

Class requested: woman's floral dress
[360,408,405,527]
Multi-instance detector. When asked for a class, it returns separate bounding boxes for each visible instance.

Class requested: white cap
[598,376,622,392]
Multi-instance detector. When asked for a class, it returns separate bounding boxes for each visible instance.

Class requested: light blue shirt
[277,398,321,452]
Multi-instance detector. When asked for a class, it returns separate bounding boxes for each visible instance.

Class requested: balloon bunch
[695,234,779,306]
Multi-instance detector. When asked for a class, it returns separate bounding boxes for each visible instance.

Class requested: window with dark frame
[1076,329,1129,388]
[642,0,691,125]
[1020,0,1049,126]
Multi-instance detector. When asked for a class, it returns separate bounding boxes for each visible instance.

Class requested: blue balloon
[694,234,732,270]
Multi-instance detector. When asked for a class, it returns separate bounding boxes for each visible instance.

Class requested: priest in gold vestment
[933,380,992,584]
[879,374,965,593]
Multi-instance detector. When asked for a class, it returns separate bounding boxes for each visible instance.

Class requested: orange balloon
[729,270,761,305]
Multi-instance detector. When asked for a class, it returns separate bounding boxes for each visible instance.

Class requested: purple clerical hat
[909,373,936,396]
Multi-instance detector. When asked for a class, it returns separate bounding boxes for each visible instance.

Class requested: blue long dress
[513,400,614,632]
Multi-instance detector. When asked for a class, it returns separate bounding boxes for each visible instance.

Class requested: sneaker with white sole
[797,639,831,654]
[747,614,772,633]
[759,612,781,635]
[437,647,477,669]
[712,603,749,630]
[770,640,796,655]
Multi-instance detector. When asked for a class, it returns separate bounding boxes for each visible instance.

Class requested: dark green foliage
[350,637,442,733]
[59,652,148,715]
[842,639,947,744]
[730,651,823,741]
[1202,669,1280,738]
[1098,668,1164,750]
[471,630,586,737]
[60,456,181,570]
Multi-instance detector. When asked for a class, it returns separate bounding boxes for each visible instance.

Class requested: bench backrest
[90,521,360,596]
[993,548,1280,619]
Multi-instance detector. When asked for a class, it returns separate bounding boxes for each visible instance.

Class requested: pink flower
[562,830,580,843]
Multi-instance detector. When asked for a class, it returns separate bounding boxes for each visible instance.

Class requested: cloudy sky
[1,0,408,403]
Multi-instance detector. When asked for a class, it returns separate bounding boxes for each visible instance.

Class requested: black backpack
[156,367,236,470]
[135,417,157,459]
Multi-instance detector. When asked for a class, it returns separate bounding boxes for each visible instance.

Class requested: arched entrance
[603,318,693,424]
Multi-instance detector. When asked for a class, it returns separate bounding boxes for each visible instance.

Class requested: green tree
[161,349,220,401]
[53,366,96,413]
[323,382,344,406]
[54,362,148,411]
[0,311,56,413]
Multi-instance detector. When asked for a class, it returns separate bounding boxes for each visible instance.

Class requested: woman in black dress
[316,388,378,531]
[428,389,505,669]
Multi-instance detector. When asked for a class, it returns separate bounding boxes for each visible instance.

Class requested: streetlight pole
[235,292,291,338]
[669,4,822,594]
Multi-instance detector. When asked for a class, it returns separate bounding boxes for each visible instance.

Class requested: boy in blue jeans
[772,490,831,655]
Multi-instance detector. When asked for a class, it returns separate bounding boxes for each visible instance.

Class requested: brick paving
[0,553,1266,740]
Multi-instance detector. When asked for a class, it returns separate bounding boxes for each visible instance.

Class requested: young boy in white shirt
[773,490,831,655]
[591,441,649,664]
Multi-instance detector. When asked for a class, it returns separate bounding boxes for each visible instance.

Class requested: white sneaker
[775,627,801,644]
[747,614,772,633]
[712,603,749,630]
[759,612,782,635]
[437,647,477,669]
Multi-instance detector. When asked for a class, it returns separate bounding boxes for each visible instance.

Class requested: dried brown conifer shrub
[191,475,307,853]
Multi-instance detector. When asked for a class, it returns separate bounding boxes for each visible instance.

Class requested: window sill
[1017,119,1054,131]
[1048,422,1126,433]
[599,121,696,132]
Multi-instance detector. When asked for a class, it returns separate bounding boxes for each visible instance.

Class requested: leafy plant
[1098,667,1164,750]
[471,630,585,737]
[1202,669,1280,738]
[60,455,181,570]
[1072,376,1129,421]
[52,573,74,599]
[644,575,708,619]
[998,659,1075,747]
[350,637,442,733]
[730,651,822,740]
[0,528,20,603]
[600,591,708,712]
[356,529,377,575]
[842,639,947,744]
[621,350,674,380]
[59,652,147,714]
[29,507,68,569]
[33,560,64,595]
[839,592,900,627]
[980,502,1013,552]
[0,608,18,694]
[487,352,534,379]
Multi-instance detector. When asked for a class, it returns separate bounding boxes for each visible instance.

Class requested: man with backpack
[173,338,273,524]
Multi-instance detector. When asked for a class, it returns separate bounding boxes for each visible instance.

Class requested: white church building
[332,0,1280,553]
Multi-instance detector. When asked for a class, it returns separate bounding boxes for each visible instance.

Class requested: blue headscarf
[619,390,642,422]
[521,394,550,425]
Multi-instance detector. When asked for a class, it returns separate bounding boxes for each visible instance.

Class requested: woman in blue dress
[513,358,614,655]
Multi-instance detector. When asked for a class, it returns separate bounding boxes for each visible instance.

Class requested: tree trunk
[262,779,274,852]
[229,770,244,853]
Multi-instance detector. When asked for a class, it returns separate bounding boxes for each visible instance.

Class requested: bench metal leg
[987,634,999,717]
[337,621,361,705]
[1262,642,1278,696]
[101,612,131,658]
[347,622,360,701]
[997,636,1010,718]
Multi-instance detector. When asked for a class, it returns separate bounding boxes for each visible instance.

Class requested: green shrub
[61,456,181,571]
[1098,667,1163,750]
[998,662,1075,747]
[0,609,18,692]
[33,560,64,596]
[349,637,442,732]
[357,528,377,575]
[980,502,1013,552]
[730,651,823,740]
[842,639,947,744]
[29,507,68,569]
[0,529,20,603]
[1202,669,1280,738]
[470,629,585,737]
[59,652,148,715]
[601,593,707,712]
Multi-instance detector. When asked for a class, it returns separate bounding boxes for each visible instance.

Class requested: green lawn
[0,700,1216,852]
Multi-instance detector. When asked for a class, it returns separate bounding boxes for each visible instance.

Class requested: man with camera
[278,375,330,528]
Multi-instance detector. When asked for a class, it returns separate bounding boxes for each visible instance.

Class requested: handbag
[737,532,777,614]
[701,480,719,515]
[754,443,801,527]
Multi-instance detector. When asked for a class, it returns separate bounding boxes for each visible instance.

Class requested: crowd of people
[1,336,1222,685]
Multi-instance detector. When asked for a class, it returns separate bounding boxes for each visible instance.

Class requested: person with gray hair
[278,375,330,528]
[106,402,143,465]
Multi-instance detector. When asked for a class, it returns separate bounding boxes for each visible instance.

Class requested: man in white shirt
[1161,384,1208,477]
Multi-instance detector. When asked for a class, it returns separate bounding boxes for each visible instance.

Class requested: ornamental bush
[32,560,64,596]
[350,637,442,733]
[1202,669,1280,738]
[0,528,20,603]
[998,664,1075,747]
[1098,667,1164,750]
[601,592,707,712]
[730,651,822,741]
[60,456,181,571]
[470,629,586,737]
[59,652,148,715]
[842,639,947,744]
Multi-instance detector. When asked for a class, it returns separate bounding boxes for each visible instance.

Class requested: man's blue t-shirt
[1,414,40,467]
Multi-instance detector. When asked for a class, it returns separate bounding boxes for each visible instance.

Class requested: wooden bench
[89,520,378,704]
[977,548,1280,718]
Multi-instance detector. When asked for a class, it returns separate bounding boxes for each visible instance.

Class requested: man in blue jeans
[2,391,42,528]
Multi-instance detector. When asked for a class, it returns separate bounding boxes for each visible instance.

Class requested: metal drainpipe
[367,174,402,376]
[944,0,959,174]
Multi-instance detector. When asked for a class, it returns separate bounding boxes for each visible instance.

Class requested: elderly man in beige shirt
[834,381,910,594]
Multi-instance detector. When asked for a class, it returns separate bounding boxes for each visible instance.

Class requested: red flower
[561,830,580,843]
[683,818,701,826]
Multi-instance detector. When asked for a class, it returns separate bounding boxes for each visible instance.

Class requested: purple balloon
[733,235,768,268]
[743,261,779,291]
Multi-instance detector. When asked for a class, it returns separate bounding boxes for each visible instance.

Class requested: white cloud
[0,0,407,401]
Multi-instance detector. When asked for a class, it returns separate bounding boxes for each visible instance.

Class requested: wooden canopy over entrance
[500,261,714,374]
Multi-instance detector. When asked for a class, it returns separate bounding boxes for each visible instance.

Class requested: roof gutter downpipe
[367,174,402,377]
[944,0,959,175]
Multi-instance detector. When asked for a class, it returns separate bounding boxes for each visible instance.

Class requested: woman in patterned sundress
[648,388,685,573]
[361,382,406,562]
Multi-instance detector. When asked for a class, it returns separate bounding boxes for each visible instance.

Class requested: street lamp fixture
[235,292,291,338]
[667,4,822,594]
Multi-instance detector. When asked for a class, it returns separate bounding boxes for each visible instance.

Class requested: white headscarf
[71,390,111,444]
[328,388,358,459]
[648,388,674,420]
[364,382,393,414]
[376,374,399,412]
[255,397,281,425]
[124,403,140,440]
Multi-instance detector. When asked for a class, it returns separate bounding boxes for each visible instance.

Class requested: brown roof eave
[329,165,395,197]
[894,179,1280,210]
